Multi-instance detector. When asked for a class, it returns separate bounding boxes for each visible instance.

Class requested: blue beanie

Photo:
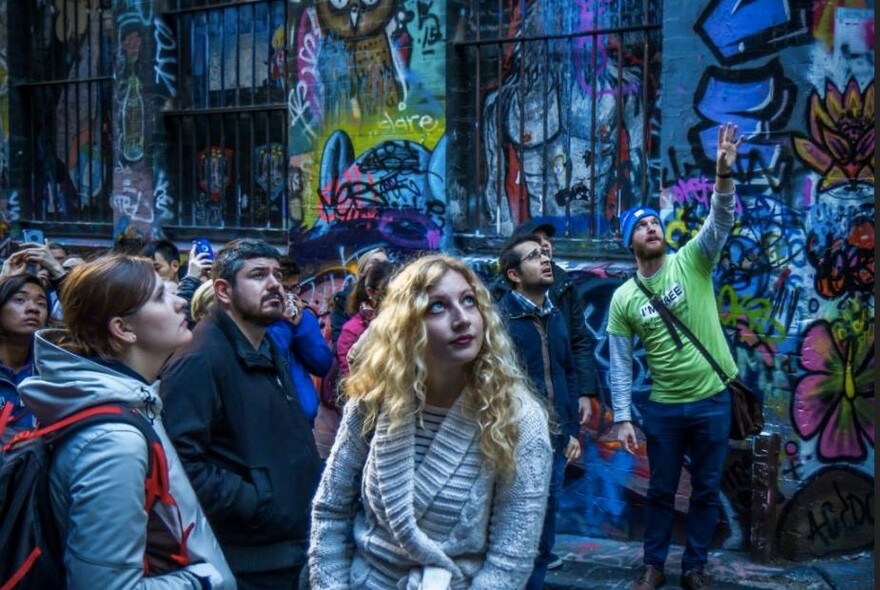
[620,206,663,250]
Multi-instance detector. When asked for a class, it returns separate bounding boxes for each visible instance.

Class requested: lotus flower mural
[793,79,874,191]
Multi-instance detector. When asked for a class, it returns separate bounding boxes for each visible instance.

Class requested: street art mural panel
[286,0,448,261]
[110,2,178,241]
[1,0,116,238]
[474,0,662,238]
[0,0,9,251]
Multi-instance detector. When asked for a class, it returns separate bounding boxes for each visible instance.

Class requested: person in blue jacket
[0,274,50,442]
[496,234,582,590]
[267,291,333,427]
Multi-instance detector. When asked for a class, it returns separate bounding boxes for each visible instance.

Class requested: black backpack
[0,403,190,590]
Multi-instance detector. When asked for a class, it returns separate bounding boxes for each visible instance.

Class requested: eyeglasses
[518,248,543,265]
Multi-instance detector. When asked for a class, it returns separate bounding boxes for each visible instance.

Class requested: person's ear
[170,260,181,273]
[108,317,137,346]
[506,267,521,286]
[213,278,233,306]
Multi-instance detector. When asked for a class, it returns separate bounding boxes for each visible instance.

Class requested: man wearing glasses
[495,219,599,431]
[497,235,581,590]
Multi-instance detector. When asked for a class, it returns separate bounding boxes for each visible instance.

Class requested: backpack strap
[4,404,134,451]
[5,405,192,573]
[0,402,13,442]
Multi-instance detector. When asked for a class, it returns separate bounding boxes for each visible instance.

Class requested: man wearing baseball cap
[607,123,744,590]
[490,217,600,572]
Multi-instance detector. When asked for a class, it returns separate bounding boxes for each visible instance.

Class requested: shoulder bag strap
[631,276,684,350]
[632,276,732,384]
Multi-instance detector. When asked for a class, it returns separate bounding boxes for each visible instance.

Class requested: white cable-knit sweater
[309,387,552,589]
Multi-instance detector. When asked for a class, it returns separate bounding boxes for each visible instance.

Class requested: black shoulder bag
[632,277,764,440]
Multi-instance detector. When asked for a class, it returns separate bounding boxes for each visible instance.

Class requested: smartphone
[22,229,44,244]
[192,238,214,260]
[285,292,299,318]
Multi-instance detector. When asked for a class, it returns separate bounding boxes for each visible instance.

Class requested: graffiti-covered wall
[286,0,449,267]
[463,0,874,563]
[649,0,873,560]
[112,0,177,240]
[447,0,663,242]
[0,0,871,563]
[0,0,8,246]
[659,0,874,560]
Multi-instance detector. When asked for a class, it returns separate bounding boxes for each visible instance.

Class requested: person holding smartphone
[176,241,214,327]
[2,239,68,322]
[266,272,333,428]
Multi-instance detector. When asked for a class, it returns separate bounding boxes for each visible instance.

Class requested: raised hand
[185,244,213,280]
[17,241,65,279]
[716,122,744,175]
[1,250,29,278]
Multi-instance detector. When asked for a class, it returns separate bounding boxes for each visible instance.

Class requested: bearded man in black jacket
[161,238,321,590]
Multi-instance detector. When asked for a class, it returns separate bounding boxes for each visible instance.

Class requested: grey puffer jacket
[18,329,236,590]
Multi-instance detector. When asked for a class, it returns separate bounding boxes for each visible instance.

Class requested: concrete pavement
[545,534,875,590]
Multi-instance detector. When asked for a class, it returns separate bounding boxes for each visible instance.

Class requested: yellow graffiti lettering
[718,285,786,344]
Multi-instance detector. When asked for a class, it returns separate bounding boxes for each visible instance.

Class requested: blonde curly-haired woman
[309,254,552,590]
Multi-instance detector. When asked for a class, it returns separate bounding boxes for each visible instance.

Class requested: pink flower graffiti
[793,320,874,461]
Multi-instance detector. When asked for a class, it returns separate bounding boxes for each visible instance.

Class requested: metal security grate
[451,0,662,241]
[163,0,290,230]
[9,0,115,227]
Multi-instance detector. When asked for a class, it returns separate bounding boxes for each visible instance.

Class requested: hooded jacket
[0,347,37,443]
[17,329,235,590]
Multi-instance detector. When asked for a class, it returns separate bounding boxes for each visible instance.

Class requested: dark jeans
[526,447,567,590]
[642,389,730,573]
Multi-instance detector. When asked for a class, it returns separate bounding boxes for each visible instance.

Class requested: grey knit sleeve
[609,333,634,423]
[309,403,370,590]
[695,188,736,263]
[469,394,553,589]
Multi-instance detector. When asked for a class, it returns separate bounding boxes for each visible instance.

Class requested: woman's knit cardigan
[309,387,552,589]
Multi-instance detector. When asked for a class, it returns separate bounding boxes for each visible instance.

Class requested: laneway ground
[546,534,875,590]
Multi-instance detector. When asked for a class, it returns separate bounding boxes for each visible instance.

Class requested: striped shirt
[414,404,450,467]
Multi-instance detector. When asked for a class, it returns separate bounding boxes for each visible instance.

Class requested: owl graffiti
[316,0,404,119]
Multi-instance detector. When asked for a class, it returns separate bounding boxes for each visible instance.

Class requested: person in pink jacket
[314,261,394,459]
[335,260,394,377]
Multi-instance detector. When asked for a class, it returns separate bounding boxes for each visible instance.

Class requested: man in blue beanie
[607,123,744,590]
[620,206,664,255]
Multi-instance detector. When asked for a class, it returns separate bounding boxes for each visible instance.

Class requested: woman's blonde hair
[343,254,538,475]
[190,280,215,323]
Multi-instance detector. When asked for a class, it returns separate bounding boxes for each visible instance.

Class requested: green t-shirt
[607,238,737,403]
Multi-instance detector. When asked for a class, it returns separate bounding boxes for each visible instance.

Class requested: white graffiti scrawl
[153,17,178,97]
[111,179,154,224]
